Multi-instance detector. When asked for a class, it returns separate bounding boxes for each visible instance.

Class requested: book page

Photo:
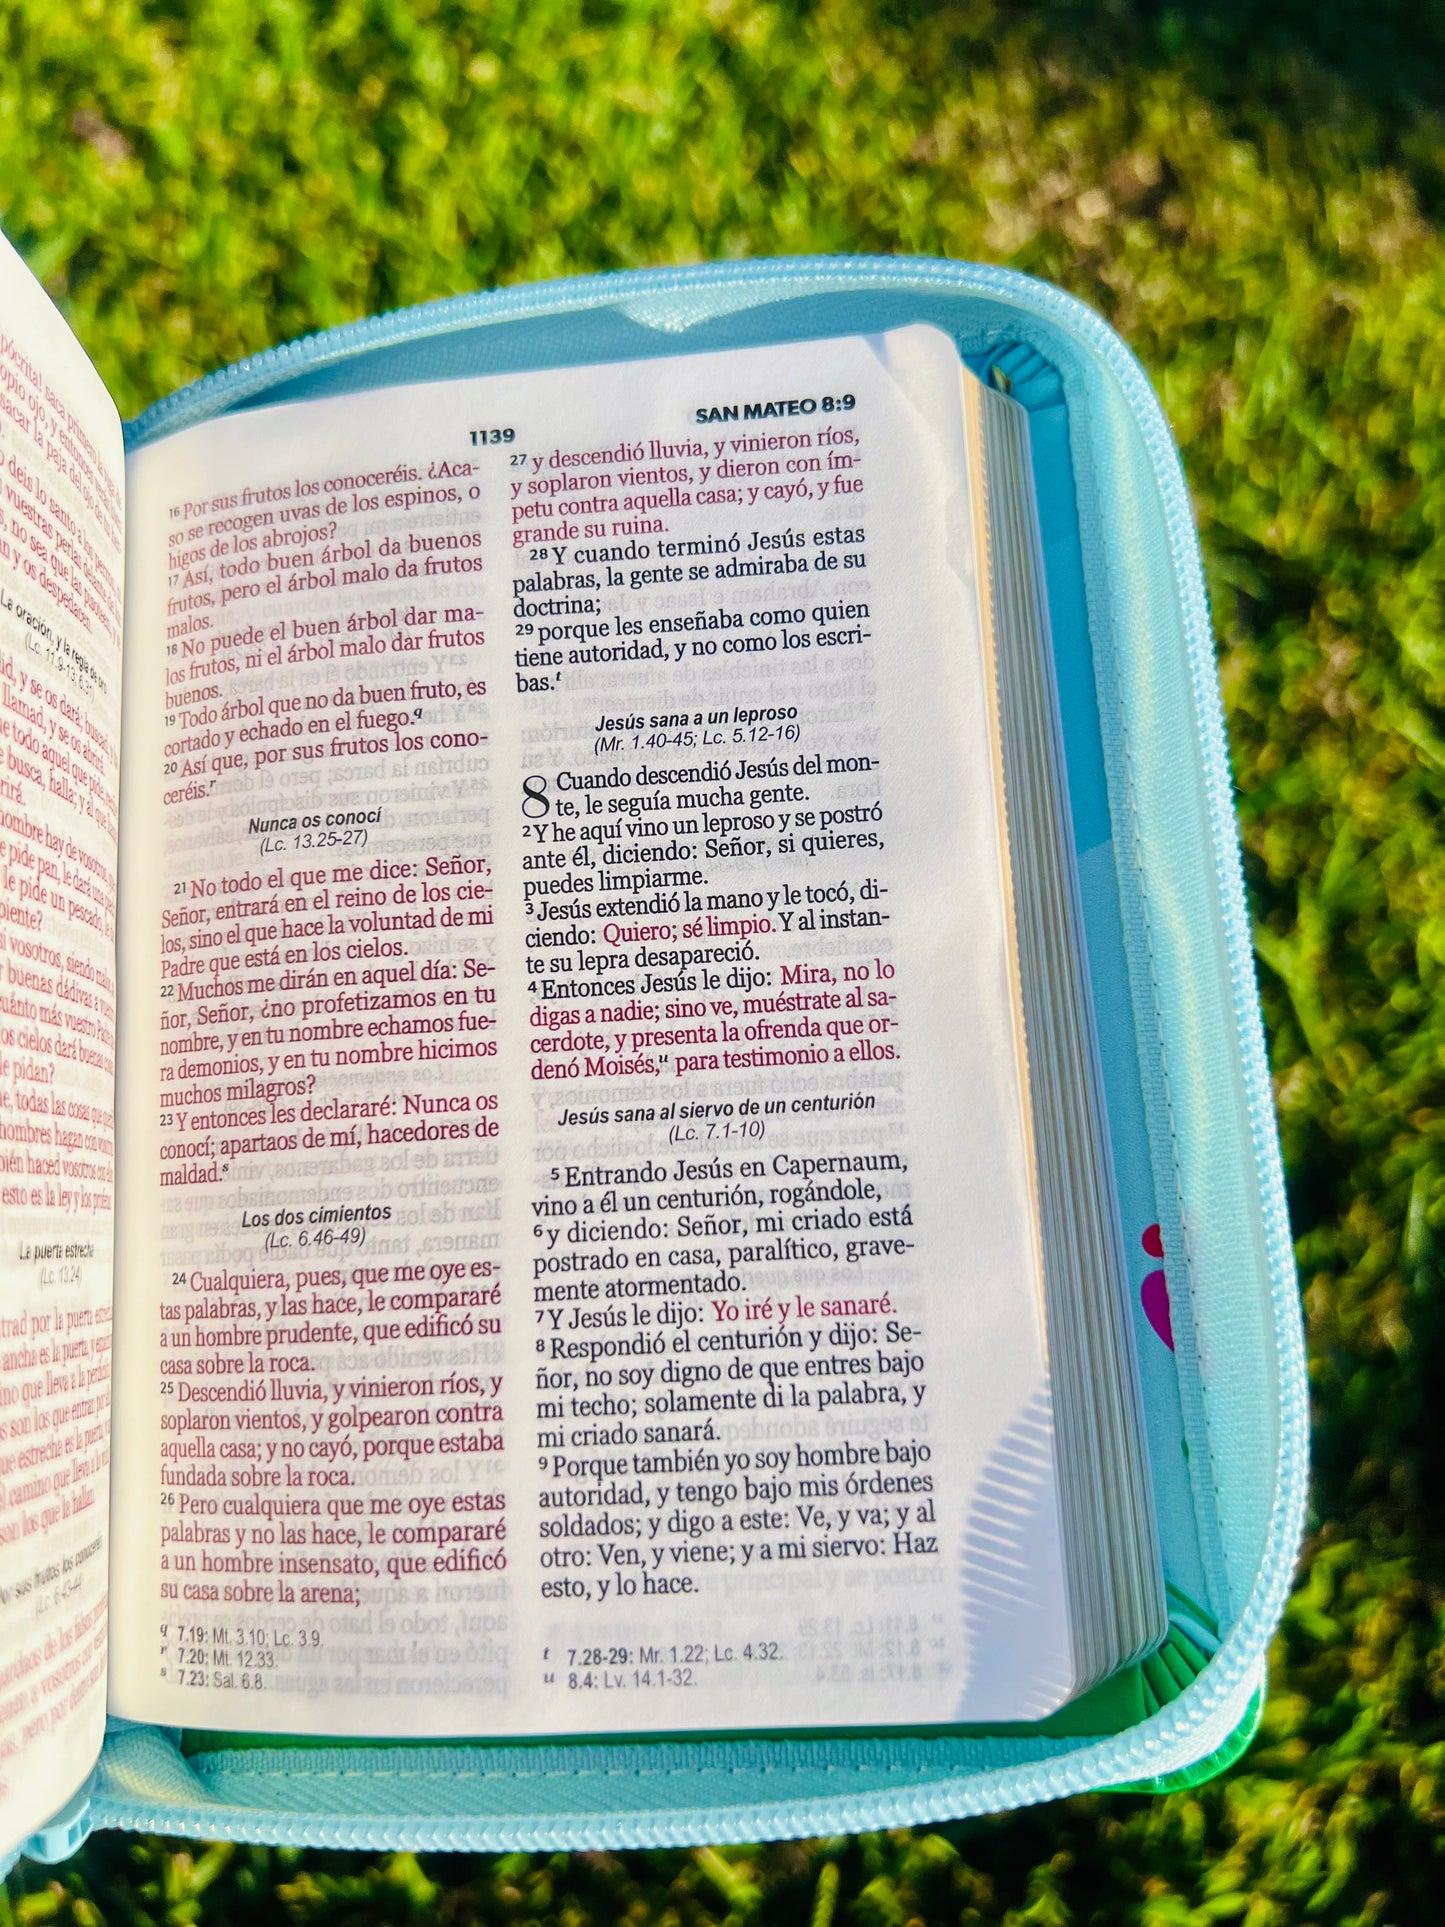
[110,327,1073,1734]
[0,237,122,1845]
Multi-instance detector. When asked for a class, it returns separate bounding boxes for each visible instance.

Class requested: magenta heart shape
[1140,1269,1174,1350]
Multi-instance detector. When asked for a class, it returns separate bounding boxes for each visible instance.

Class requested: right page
[109,325,1074,1734]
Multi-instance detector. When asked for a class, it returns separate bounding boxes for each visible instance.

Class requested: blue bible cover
[16,257,1305,1859]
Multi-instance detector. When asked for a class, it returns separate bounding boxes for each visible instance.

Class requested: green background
[3,0,1442,1918]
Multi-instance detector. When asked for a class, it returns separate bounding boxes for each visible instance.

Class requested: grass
[4,0,1445,1918]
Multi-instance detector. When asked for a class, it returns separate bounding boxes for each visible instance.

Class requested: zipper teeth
[108,256,1306,1840]
[89,1669,1258,1848]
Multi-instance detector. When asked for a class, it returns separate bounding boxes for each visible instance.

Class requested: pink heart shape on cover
[1140,1269,1174,1350]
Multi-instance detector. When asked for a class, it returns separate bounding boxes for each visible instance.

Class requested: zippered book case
[0,255,1306,1861]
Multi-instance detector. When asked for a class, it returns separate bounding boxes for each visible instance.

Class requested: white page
[110,326,1072,1733]
[0,236,122,1848]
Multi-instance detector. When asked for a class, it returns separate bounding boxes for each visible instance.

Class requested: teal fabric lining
[22,257,1304,1857]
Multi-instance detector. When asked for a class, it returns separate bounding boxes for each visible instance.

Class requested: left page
[0,236,123,1849]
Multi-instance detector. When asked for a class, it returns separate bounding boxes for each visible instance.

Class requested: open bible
[0,233,1171,1860]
